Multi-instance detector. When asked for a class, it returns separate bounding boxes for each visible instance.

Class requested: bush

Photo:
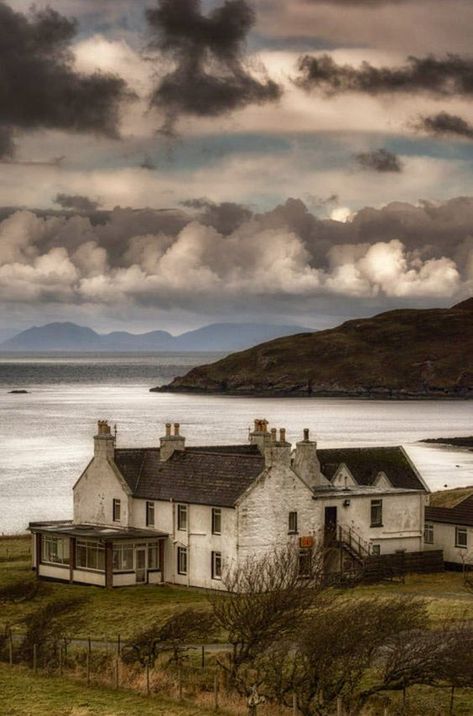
[0,578,48,603]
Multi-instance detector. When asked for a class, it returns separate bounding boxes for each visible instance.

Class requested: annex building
[29,419,432,589]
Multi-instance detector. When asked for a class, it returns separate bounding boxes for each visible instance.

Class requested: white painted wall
[74,458,131,527]
[73,569,105,586]
[316,490,425,554]
[38,563,69,580]
[237,464,321,561]
[425,521,473,565]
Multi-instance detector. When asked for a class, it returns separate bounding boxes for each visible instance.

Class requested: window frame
[148,543,160,571]
[112,498,121,523]
[76,539,105,572]
[211,507,222,535]
[288,511,298,534]
[41,535,70,566]
[424,522,434,545]
[455,526,468,549]
[112,543,134,572]
[146,501,155,528]
[177,504,188,531]
[371,544,381,556]
[177,546,188,575]
[211,550,222,580]
[298,549,312,578]
[370,499,383,527]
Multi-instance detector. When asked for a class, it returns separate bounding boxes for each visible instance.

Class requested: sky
[1,0,473,336]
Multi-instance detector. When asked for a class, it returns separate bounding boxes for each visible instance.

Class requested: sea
[1,352,473,534]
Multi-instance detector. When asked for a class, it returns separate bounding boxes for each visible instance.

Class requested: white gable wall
[425,521,472,565]
[237,464,322,561]
[73,458,131,527]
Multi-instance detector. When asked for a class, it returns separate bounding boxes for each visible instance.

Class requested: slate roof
[426,494,473,527]
[114,447,265,507]
[317,447,426,492]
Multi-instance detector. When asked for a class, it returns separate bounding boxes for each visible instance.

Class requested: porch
[29,521,168,588]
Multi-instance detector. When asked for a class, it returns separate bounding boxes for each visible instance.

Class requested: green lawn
[0,537,208,640]
[0,663,216,716]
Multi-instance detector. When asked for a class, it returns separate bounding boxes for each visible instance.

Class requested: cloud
[0,197,471,320]
[0,2,132,150]
[295,53,473,97]
[413,111,473,140]
[354,148,403,172]
[0,127,15,160]
[145,0,282,133]
[54,194,102,212]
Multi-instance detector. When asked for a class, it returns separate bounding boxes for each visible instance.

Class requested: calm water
[1,353,473,534]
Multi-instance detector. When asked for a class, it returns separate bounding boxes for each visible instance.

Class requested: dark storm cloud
[54,194,102,212]
[145,0,282,133]
[0,2,132,145]
[296,53,473,97]
[180,197,252,234]
[414,111,473,140]
[354,148,403,173]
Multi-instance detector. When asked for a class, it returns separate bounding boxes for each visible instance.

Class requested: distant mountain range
[0,321,312,353]
[156,298,473,398]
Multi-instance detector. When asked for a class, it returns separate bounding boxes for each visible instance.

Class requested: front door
[136,547,147,583]
[324,506,337,546]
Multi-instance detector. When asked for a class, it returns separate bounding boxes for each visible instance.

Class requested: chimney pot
[280,428,286,443]
[304,428,310,441]
[174,422,180,436]
[270,428,277,443]
[165,422,171,437]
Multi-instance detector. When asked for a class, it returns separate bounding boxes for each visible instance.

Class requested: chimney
[160,422,185,461]
[264,426,291,467]
[94,420,115,461]
[293,428,329,488]
[249,418,272,454]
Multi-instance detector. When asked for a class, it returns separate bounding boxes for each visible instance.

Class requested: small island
[422,436,473,449]
[8,390,29,394]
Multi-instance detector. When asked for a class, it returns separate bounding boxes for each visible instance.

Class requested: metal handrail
[337,525,372,558]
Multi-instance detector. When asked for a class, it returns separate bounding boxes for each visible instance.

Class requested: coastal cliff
[153,298,473,398]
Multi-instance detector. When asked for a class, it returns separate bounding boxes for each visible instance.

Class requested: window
[113,499,121,522]
[146,501,155,527]
[424,523,434,545]
[112,544,134,572]
[148,543,160,570]
[212,508,222,535]
[371,544,381,556]
[211,551,222,580]
[177,546,188,575]
[298,549,312,577]
[288,511,298,534]
[177,504,187,531]
[76,540,105,571]
[455,527,468,549]
[41,535,69,565]
[370,499,383,527]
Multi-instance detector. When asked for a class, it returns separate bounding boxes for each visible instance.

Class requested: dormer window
[112,499,121,522]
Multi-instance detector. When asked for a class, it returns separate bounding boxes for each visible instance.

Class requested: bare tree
[209,545,326,703]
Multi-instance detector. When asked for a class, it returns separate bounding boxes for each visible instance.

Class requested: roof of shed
[426,493,473,527]
[317,446,426,491]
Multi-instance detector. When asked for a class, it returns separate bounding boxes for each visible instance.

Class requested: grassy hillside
[156,299,473,397]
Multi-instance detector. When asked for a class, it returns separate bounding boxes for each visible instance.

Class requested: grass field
[0,536,208,639]
[0,663,217,716]
[3,536,473,639]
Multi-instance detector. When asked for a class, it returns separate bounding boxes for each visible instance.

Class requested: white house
[29,419,431,589]
[425,489,473,568]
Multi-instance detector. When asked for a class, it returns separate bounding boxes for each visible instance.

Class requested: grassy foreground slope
[156,298,473,397]
[0,664,215,716]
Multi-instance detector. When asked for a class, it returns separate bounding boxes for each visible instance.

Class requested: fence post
[146,662,150,696]
[33,644,37,674]
[214,673,219,711]
[117,633,121,656]
[292,693,298,715]
[201,644,205,669]
[86,643,91,687]
[8,629,13,666]
[337,697,343,716]
[178,665,183,700]
[115,654,119,689]
[59,643,63,676]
